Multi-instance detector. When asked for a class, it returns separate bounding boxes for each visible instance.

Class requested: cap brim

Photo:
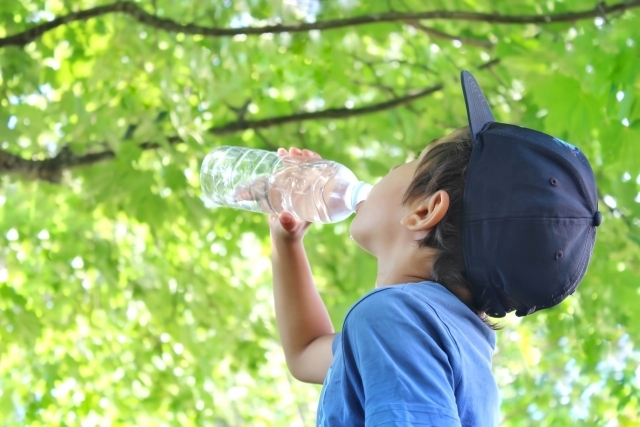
[461,70,495,143]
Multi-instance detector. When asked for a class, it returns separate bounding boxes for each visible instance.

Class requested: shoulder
[344,286,425,323]
[344,283,455,327]
[343,285,455,346]
[342,284,491,360]
[339,286,464,395]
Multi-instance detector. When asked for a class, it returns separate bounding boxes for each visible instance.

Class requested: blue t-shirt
[317,282,499,427]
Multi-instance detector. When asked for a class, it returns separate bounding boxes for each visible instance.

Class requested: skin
[268,128,464,384]
[350,128,469,288]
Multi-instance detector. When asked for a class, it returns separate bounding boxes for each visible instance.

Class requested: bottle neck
[348,181,373,212]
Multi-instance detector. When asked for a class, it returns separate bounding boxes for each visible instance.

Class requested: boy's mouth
[355,201,365,213]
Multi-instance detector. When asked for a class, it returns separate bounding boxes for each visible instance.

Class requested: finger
[277,148,287,156]
[303,149,321,159]
[289,147,302,156]
[279,211,296,231]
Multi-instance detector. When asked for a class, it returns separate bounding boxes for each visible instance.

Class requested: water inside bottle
[202,146,368,223]
[270,161,353,223]
[233,159,357,223]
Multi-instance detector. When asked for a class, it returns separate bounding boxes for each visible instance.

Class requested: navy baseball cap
[460,70,602,318]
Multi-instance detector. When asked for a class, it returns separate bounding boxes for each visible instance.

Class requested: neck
[374,237,480,315]
[374,238,436,288]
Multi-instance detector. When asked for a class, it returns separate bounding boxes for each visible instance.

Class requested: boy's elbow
[287,361,313,384]
[284,334,335,384]
[289,368,306,383]
[287,359,326,385]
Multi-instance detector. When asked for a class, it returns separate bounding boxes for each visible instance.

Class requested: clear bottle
[200,146,372,224]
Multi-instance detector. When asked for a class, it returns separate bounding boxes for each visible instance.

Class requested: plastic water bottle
[200,146,373,224]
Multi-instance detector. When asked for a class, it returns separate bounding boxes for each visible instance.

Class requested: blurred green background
[1,0,639,425]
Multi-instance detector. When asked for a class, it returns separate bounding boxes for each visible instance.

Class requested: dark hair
[402,127,501,329]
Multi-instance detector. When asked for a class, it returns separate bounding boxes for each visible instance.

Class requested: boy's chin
[349,218,375,255]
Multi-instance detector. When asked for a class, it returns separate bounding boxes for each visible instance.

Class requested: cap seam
[464,217,593,224]
[464,213,594,220]
[488,129,595,212]
[564,226,593,299]
[537,226,595,309]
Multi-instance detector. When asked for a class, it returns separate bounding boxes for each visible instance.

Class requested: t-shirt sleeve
[341,288,461,427]
[332,332,342,355]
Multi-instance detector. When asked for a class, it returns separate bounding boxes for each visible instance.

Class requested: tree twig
[352,79,398,98]
[350,54,399,97]
[478,58,501,70]
[596,189,635,231]
[404,20,494,49]
[0,85,441,182]
[2,0,639,49]
[405,62,439,77]
[254,129,278,151]
[225,99,252,122]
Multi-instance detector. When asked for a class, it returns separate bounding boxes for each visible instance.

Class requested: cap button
[593,211,602,227]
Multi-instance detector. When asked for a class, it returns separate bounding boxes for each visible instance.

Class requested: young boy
[268,71,601,426]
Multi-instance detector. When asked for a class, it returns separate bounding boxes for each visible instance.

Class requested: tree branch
[2,0,639,49]
[0,145,115,183]
[404,20,494,49]
[208,85,442,135]
[0,85,441,182]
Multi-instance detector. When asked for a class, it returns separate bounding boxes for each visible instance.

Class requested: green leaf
[1,1,640,425]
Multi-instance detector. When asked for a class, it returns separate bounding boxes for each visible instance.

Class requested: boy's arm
[268,146,335,385]
[271,237,335,384]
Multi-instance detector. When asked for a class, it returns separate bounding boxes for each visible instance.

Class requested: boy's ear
[400,190,450,231]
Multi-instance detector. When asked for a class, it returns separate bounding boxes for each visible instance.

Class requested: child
[268,71,601,426]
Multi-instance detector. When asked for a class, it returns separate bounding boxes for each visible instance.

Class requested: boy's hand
[268,147,321,243]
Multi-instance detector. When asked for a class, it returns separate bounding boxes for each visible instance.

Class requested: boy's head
[351,71,601,319]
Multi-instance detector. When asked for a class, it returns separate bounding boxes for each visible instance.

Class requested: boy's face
[350,128,467,256]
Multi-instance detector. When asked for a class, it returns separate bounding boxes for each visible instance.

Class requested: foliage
[1,0,640,425]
